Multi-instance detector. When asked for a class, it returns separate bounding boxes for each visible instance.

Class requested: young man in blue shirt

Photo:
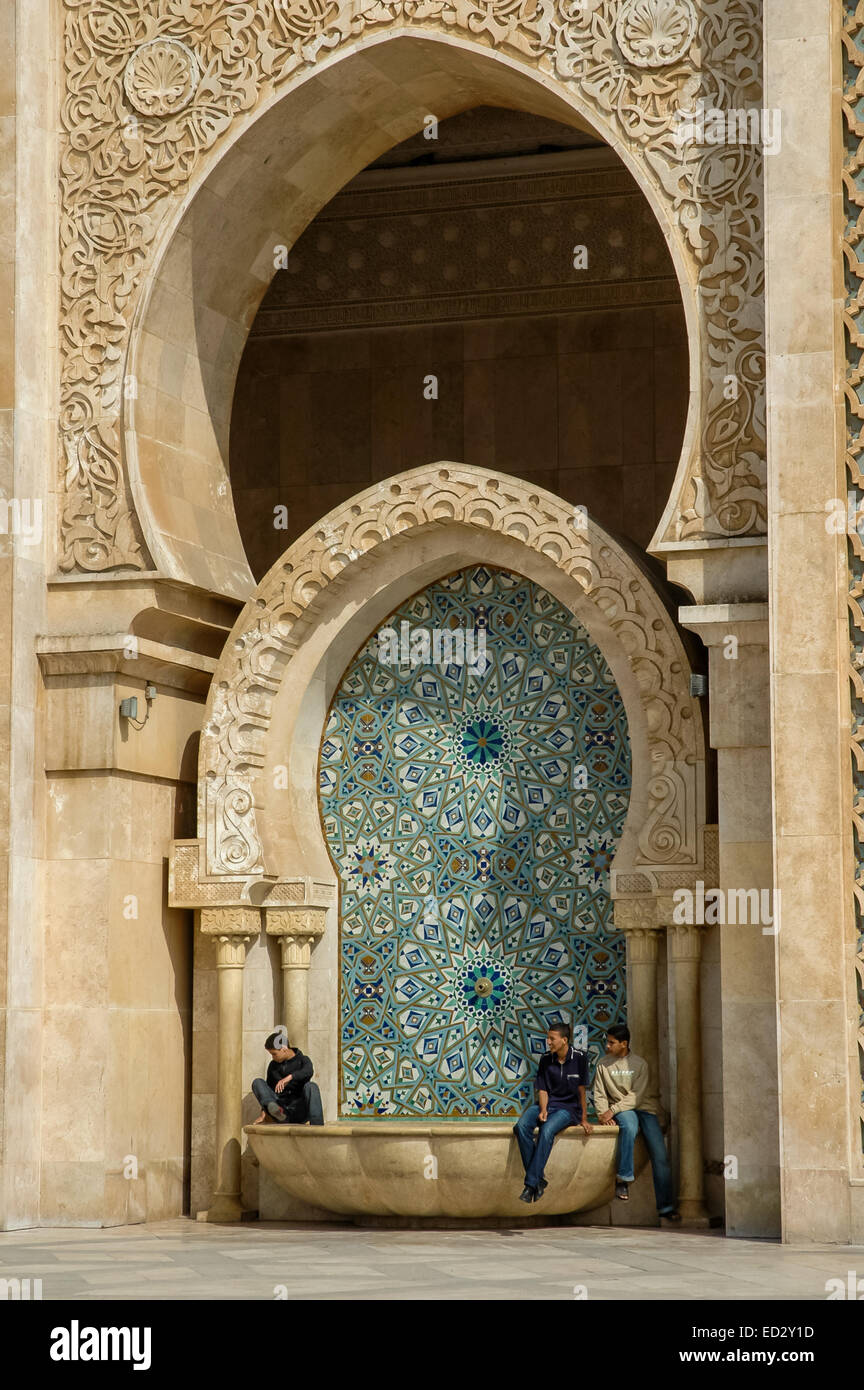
[513,1022,591,1203]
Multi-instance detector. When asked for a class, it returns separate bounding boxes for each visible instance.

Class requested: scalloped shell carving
[615,0,697,69]
[123,38,199,117]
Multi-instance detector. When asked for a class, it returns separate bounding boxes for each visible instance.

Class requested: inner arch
[318,563,632,1119]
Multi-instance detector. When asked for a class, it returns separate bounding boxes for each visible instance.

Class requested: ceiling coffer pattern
[60,0,764,573]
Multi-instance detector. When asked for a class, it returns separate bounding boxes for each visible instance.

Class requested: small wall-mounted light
[119,685,157,729]
[689,674,708,698]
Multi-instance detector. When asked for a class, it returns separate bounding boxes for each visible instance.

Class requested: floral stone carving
[615,0,697,69]
[123,38,200,117]
[59,0,764,573]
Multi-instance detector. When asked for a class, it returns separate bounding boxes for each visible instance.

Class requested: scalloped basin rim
[245,1123,617,1138]
[246,1122,630,1218]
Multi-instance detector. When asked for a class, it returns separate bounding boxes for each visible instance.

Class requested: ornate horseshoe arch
[169,463,709,912]
[60,1,764,586]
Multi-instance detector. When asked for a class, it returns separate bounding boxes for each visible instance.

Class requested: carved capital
[200,905,260,968]
[265,906,326,969]
[666,922,704,963]
[627,927,661,964]
[614,898,657,932]
[265,906,327,938]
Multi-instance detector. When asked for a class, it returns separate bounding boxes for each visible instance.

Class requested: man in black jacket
[252,1031,316,1124]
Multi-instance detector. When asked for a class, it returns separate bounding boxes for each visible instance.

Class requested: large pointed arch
[59,9,764,582]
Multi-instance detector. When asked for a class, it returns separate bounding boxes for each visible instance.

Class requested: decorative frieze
[840,0,864,1154]
[59,0,765,573]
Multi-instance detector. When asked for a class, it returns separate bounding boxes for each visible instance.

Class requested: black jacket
[266,1050,314,1104]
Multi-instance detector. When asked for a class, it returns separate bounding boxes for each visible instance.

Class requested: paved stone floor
[1,1219,862,1300]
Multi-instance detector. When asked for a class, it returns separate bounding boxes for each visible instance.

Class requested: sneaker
[519,1185,537,1204]
[661,1210,682,1223]
[615,1180,630,1201]
[267,1101,288,1122]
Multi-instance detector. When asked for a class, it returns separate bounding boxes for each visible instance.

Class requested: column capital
[627,927,661,963]
[613,897,657,931]
[200,905,260,938]
[264,905,327,939]
[666,921,705,962]
[266,905,326,970]
[200,906,259,968]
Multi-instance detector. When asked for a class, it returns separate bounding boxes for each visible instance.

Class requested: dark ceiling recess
[367,105,603,170]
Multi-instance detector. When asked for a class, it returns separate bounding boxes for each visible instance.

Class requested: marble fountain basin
[245,1121,629,1219]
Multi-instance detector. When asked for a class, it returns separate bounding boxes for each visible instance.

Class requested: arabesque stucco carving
[192,465,704,894]
[60,0,764,574]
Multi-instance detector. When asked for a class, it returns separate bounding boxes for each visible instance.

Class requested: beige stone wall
[766,0,863,1241]
[42,772,193,1223]
[0,0,56,1232]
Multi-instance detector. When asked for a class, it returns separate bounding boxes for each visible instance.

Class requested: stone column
[666,920,709,1225]
[200,907,258,1222]
[627,929,661,1096]
[265,907,326,1053]
[614,900,661,1094]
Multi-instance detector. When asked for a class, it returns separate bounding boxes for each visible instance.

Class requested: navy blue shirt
[535,1046,589,1119]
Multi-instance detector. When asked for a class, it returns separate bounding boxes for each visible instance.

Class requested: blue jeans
[252,1077,324,1125]
[614,1109,676,1215]
[513,1104,575,1189]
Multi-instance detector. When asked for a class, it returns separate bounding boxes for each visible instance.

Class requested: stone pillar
[615,900,661,1094]
[200,907,258,1222]
[679,604,779,1237]
[627,928,661,1096]
[666,921,709,1225]
[265,907,326,1053]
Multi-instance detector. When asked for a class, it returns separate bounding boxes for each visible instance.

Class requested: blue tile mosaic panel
[319,566,632,1117]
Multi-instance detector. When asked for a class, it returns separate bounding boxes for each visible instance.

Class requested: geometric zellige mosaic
[319,566,631,1118]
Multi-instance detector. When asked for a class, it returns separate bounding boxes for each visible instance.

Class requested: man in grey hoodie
[593,1024,680,1221]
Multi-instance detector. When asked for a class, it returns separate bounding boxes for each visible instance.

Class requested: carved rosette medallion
[615,0,697,68]
[123,38,199,117]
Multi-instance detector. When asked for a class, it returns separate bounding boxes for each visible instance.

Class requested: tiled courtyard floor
[1,1219,861,1300]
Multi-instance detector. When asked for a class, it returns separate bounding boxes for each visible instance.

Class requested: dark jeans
[513,1103,575,1189]
[614,1109,676,1215]
[252,1077,323,1125]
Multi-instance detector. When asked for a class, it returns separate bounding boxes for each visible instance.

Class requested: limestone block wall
[35,626,220,1226]
[42,772,194,1224]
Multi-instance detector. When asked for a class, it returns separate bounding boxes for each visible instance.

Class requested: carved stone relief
[841,0,864,1153]
[188,464,704,898]
[60,0,764,574]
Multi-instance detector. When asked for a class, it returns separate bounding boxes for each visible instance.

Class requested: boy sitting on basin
[593,1023,680,1222]
[513,1021,592,1203]
[251,1030,323,1125]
